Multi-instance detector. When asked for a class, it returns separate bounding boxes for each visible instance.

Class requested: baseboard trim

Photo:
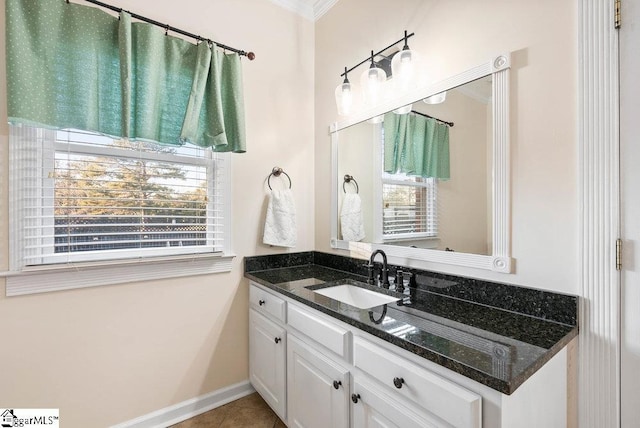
[110,380,255,428]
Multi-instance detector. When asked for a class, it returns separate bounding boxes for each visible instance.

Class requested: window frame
[5,126,234,296]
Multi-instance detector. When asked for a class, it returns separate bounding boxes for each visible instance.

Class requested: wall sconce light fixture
[335,31,416,116]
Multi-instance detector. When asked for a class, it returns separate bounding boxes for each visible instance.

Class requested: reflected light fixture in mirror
[424,91,447,104]
[368,114,384,124]
[393,104,412,114]
[360,50,387,108]
[335,67,353,116]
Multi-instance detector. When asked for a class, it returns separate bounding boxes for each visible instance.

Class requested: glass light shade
[360,66,387,107]
[368,114,384,124]
[423,91,447,104]
[334,81,353,116]
[391,48,419,90]
[393,104,412,115]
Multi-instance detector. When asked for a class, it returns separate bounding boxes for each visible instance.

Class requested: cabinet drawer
[250,284,286,323]
[287,304,349,358]
[354,337,482,428]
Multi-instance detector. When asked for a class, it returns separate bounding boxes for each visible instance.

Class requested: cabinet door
[287,335,350,428]
[351,376,450,428]
[249,309,287,420]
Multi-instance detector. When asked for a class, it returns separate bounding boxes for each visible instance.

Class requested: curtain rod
[74,0,255,60]
[411,110,454,127]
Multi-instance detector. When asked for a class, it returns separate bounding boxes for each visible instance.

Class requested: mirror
[330,54,512,273]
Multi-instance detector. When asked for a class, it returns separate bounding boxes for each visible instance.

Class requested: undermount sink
[310,283,401,309]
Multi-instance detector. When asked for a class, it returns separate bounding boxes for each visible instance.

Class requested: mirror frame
[330,53,512,273]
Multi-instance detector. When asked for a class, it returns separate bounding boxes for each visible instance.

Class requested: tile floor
[170,392,286,428]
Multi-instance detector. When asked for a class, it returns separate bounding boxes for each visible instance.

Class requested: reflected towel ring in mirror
[268,167,292,190]
[343,174,359,193]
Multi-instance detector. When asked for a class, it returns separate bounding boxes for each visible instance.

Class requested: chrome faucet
[367,249,390,289]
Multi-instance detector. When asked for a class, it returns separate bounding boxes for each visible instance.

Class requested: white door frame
[578,1,621,427]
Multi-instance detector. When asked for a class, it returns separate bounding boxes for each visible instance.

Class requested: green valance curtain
[383,112,450,179]
[5,0,246,152]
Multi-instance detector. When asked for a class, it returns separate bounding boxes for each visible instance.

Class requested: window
[7,125,232,295]
[379,126,438,242]
[381,173,438,240]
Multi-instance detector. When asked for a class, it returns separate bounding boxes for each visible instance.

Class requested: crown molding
[312,0,339,20]
[267,0,338,21]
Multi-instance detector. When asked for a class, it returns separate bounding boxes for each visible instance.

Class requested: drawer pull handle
[259,299,266,306]
[393,377,405,389]
[274,337,281,344]
[333,380,342,390]
[351,393,361,404]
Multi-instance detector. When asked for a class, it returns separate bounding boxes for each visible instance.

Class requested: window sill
[382,235,440,243]
[1,253,235,296]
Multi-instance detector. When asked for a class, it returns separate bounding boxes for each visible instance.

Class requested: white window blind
[380,124,438,240]
[9,125,229,269]
[381,175,438,239]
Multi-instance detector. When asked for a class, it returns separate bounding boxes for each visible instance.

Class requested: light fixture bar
[340,32,415,77]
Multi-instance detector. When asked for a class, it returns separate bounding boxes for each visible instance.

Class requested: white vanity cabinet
[249,285,287,421]
[248,282,569,428]
[353,337,481,428]
[351,375,449,428]
[287,335,350,428]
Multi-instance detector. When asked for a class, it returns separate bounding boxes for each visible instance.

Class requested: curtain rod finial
[247,52,256,60]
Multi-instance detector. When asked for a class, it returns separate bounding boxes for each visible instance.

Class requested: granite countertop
[244,252,579,395]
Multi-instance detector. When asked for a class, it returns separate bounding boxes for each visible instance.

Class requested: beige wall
[315,0,577,294]
[0,0,579,424]
[417,90,490,255]
[0,0,314,426]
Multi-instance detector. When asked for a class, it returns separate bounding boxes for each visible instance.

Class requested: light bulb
[360,65,387,107]
[335,68,353,116]
[391,32,420,91]
[335,82,353,116]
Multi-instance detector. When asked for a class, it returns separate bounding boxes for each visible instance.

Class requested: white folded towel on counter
[263,189,297,247]
[340,193,365,242]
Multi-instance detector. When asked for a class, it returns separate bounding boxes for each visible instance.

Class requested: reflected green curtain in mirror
[383,112,450,179]
[5,0,246,152]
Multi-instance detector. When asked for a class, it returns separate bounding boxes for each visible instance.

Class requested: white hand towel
[340,193,365,242]
[263,189,297,248]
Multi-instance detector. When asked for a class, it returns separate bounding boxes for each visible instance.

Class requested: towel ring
[268,167,292,190]
[343,174,359,194]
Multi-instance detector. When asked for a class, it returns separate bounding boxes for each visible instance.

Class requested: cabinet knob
[393,377,405,389]
[259,299,266,306]
[274,337,281,344]
[351,393,361,404]
[333,380,342,390]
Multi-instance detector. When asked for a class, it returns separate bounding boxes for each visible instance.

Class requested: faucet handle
[395,269,405,293]
[363,262,375,285]
[408,269,418,288]
[380,268,390,289]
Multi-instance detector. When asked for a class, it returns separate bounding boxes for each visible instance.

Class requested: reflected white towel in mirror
[263,189,297,247]
[340,193,365,242]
